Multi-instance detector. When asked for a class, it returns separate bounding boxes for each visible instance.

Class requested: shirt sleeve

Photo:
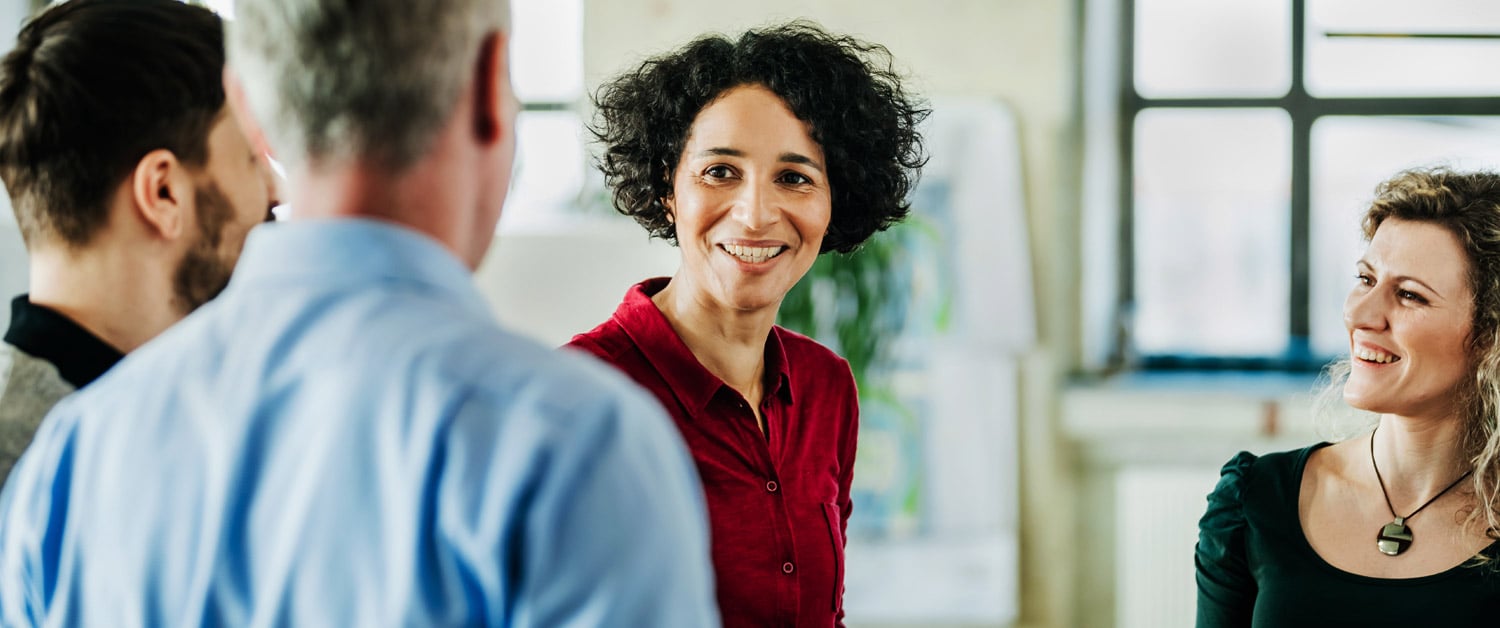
[1195,451,1259,628]
[0,446,39,626]
[835,364,858,628]
[438,378,719,628]
[0,401,79,627]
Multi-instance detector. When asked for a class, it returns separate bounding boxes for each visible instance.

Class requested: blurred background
[3,0,1500,626]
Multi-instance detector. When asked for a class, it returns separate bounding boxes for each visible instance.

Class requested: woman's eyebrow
[1359,259,1446,299]
[780,152,824,173]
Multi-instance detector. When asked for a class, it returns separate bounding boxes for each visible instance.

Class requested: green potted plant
[778,218,949,538]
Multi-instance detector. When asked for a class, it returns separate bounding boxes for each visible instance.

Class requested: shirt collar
[613,278,794,415]
[226,218,491,319]
[4,294,125,389]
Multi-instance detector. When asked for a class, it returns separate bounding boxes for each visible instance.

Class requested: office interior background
[2,0,1499,626]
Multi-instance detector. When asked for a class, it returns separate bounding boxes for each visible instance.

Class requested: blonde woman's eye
[1397,289,1428,304]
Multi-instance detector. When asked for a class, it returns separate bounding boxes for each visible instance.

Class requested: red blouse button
[766,480,778,492]
[782,562,795,574]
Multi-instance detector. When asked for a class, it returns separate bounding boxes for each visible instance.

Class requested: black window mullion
[1115,0,1139,371]
[1307,97,1500,116]
[1133,98,1287,109]
[520,102,574,112]
[1130,97,1500,114]
[1289,0,1311,353]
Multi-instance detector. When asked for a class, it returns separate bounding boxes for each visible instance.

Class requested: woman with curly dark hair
[566,21,927,628]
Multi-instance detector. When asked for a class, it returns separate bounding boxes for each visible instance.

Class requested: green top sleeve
[1196,451,1259,628]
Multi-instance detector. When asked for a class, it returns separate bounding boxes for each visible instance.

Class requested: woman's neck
[1373,412,1471,504]
[651,277,774,401]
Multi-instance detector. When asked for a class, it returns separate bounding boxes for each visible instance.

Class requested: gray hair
[227,0,509,171]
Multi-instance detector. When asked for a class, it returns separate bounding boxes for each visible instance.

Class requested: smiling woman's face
[664,83,832,315]
[1344,218,1475,420]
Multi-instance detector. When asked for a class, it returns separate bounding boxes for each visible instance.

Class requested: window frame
[1112,0,1500,371]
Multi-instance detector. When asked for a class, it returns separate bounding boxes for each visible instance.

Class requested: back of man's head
[0,0,225,249]
[229,0,510,173]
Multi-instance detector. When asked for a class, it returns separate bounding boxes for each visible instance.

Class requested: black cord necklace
[1370,426,1473,556]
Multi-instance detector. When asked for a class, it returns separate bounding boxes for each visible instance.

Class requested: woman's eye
[779,171,812,185]
[1397,289,1428,304]
[704,165,733,179]
[1355,273,1374,287]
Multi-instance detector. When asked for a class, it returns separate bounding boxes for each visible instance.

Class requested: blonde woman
[1196,168,1500,627]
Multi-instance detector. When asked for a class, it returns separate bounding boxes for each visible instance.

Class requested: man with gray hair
[0,0,719,625]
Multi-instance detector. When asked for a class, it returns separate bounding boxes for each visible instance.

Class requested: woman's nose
[1344,287,1387,332]
[730,182,778,231]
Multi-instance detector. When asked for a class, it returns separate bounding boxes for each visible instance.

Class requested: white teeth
[722,244,784,264]
[1355,348,1399,364]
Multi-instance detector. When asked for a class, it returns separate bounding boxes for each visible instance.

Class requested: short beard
[172,181,237,313]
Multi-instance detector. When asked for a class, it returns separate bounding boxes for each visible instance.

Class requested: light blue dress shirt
[0,219,719,627]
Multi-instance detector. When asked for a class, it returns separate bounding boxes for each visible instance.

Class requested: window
[1087,0,1500,371]
[501,0,589,231]
[196,0,587,231]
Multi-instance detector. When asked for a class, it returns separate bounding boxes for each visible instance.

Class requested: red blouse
[567,277,858,628]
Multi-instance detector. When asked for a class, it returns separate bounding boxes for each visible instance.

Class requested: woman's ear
[130,149,189,240]
[662,197,675,223]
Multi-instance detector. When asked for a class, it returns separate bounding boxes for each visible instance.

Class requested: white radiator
[1115,467,1222,628]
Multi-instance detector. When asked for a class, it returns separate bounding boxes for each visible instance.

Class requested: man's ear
[130,149,189,240]
[472,30,510,144]
[223,68,275,160]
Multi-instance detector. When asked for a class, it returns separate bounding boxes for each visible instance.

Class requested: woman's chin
[1342,384,1386,414]
[728,295,783,315]
[705,276,790,314]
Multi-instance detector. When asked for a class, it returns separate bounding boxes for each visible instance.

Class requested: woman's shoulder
[1205,451,1260,514]
[1249,443,1329,479]
[771,326,849,368]
[564,318,631,363]
[1213,443,1326,495]
[562,277,668,361]
[1203,444,1327,526]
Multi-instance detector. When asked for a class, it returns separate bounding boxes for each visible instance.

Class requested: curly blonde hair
[1318,167,1500,541]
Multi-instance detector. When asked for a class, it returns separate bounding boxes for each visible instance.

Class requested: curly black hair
[590,21,929,254]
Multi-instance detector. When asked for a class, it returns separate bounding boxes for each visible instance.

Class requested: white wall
[0,0,33,332]
[474,220,680,346]
[0,219,24,332]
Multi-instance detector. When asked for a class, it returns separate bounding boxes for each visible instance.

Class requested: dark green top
[1196,443,1500,627]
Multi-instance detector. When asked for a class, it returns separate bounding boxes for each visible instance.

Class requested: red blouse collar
[612,277,794,415]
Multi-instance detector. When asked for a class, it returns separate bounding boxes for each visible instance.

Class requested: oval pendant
[1377,517,1412,556]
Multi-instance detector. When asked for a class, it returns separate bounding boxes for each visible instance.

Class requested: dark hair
[591,21,929,254]
[1358,167,1500,540]
[0,0,225,247]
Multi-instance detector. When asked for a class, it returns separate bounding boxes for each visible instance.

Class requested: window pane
[1310,116,1500,356]
[1307,0,1500,97]
[199,0,235,18]
[1134,0,1290,98]
[193,0,584,103]
[1133,109,1290,356]
[511,0,583,102]
[497,111,586,230]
